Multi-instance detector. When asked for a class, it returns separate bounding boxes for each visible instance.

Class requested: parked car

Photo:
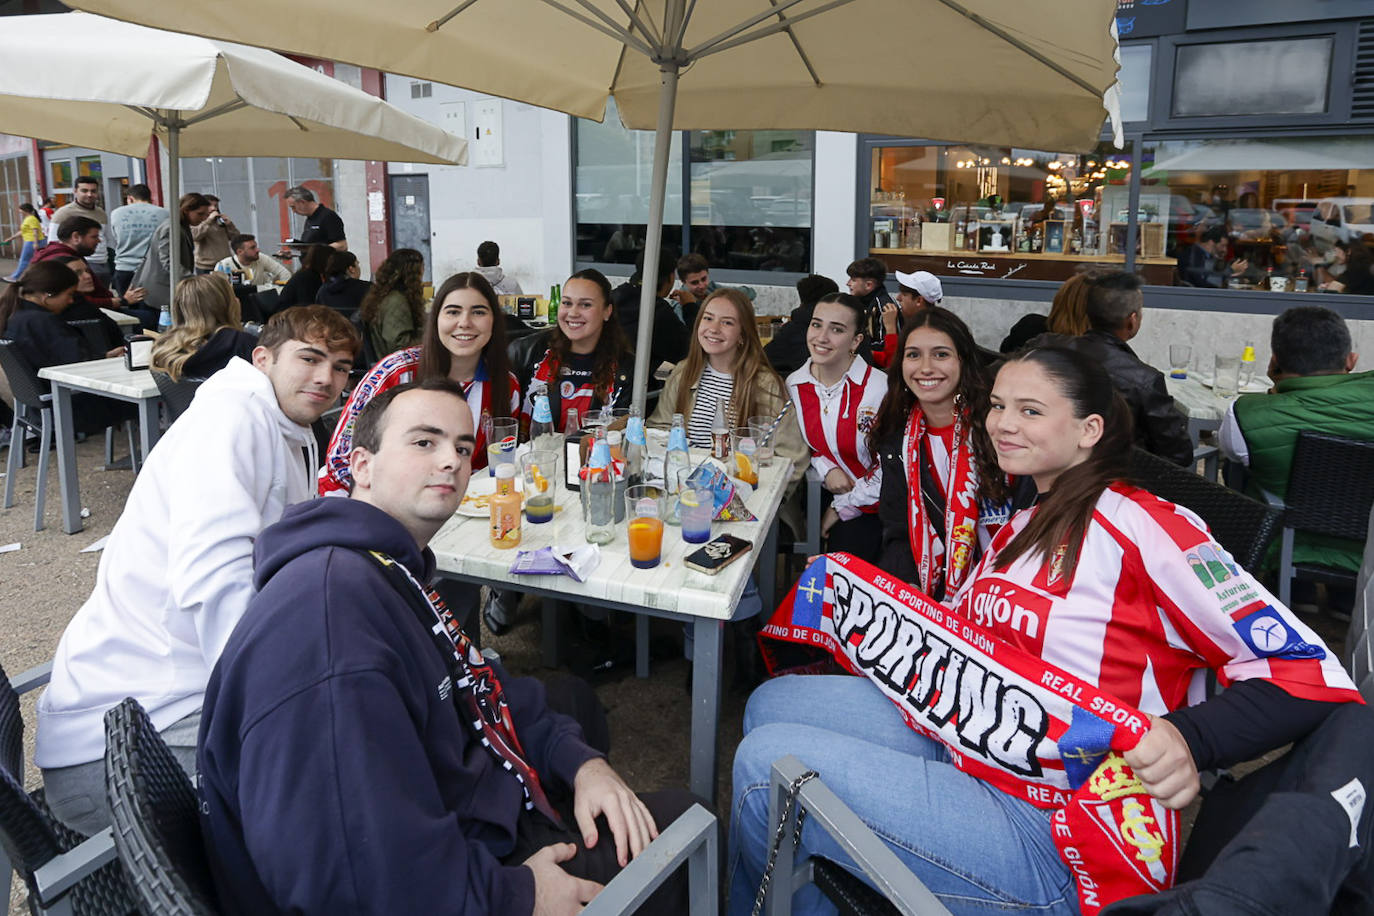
[1310,198,1374,249]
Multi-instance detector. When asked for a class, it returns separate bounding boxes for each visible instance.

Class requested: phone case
[683,534,753,575]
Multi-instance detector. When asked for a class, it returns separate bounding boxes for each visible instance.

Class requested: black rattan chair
[1272,431,1374,608]
[0,339,55,531]
[1130,448,1282,575]
[104,698,218,916]
[0,661,134,915]
[149,372,204,424]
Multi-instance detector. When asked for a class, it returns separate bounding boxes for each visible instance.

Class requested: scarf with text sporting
[904,406,979,598]
[365,551,562,827]
[760,553,1178,914]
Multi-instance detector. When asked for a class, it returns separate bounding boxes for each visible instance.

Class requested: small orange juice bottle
[489,464,522,549]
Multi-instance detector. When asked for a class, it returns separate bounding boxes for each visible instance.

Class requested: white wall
[384,77,573,294]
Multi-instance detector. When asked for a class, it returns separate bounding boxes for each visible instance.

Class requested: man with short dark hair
[475,239,522,294]
[1035,270,1192,466]
[669,252,713,324]
[1180,226,1250,288]
[613,248,690,370]
[1220,306,1374,576]
[284,185,347,251]
[107,183,166,295]
[35,306,359,837]
[216,234,291,290]
[845,256,895,344]
[32,214,129,315]
[764,273,840,376]
[47,176,110,283]
[198,379,696,915]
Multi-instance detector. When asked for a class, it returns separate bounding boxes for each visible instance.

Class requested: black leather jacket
[507,329,634,420]
[1030,330,1193,466]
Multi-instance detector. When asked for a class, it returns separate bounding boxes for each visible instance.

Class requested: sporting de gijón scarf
[762,553,1176,913]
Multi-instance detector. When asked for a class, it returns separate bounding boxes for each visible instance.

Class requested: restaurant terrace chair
[756,755,950,916]
[0,339,56,531]
[103,698,219,916]
[581,803,719,916]
[1344,503,1374,701]
[1129,447,1282,575]
[0,661,133,916]
[149,371,204,424]
[1265,431,1374,610]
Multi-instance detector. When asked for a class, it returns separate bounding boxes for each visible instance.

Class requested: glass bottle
[664,412,691,527]
[1240,339,1256,388]
[529,393,558,452]
[710,396,730,460]
[158,303,172,332]
[563,406,582,490]
[489,463,522,549]
[624,405,646,488]
[581,430,615,545]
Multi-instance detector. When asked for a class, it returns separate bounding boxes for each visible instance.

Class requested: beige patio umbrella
[0,12,467,286]
[69,0,1119,405]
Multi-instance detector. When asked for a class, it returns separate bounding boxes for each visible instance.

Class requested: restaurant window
[865,140,1153,284]
[178,156,335,248]
[574,98,814,273]
[1140,136,1374,295]
[1118,42,1152,123]
[48,158,73,208]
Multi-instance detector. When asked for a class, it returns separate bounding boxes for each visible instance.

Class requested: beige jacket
[650,361,810,534]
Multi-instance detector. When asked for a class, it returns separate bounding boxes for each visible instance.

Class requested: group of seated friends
[15,244,1374,915]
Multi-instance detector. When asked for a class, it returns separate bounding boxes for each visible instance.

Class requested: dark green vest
[1233,370,1374,573]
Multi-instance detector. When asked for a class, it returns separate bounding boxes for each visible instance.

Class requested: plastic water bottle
[1240,339,1256,388]
[529,393,558,452]
[158,304,172,332]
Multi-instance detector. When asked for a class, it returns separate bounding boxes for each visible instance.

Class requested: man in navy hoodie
[198,378,695,915]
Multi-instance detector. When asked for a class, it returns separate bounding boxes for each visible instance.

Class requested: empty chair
[0,661,132,915]
[103,698,218,916]
[1269,431,1374,608]
[0,338,55,531]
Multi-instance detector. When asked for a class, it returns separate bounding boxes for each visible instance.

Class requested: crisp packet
[508,544,602,582]
[686,461,757,522]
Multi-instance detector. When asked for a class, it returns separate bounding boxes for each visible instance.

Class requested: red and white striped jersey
[951,482,1359,714]
[787,357,888,520]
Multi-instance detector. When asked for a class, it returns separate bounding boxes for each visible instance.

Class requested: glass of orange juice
[625,484,666,569]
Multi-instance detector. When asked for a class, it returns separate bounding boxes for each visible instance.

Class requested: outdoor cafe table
[100,307,140,332]
[429,453,789,801]
[1166,375,1233,446]
[38,357,162,534]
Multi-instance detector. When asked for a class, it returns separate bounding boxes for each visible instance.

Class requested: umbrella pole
[629,62,680,414]
[166,123,181,306]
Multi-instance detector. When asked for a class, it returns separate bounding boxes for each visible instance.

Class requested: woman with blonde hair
[357,247,426,359]
[151,273,257,382]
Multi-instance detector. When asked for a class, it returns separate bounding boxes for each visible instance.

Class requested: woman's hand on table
[105,346,127,359]
[1123,715,1200,810]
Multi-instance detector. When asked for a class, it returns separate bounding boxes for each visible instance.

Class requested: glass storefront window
[688,130,812,273]
[179,156,334,248]
[866,141,1152,284]
[574,98,814,272]
[1141,136,1374,294]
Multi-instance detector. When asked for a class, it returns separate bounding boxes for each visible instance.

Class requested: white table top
[101,307,140,329]
[1165,373,1272,422]
[431,455,791,621]
[39,357,159,398]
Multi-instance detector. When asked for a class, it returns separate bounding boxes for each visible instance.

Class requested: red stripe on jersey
[794,383,837,466]
[1267,657,1363,703]
[834,369,866,476]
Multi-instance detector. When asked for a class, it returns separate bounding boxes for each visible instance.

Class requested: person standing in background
[191,194,240,274]
[3,203,43,281]
[47,176,110,285]
[474,239,522,294]
[107,183,167,295]
[284,186,347,252]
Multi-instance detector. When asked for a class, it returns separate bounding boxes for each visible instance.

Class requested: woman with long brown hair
[730,345,1363,916]
[650,287,808,486]
[320,270,518,496]
[512,268,633,432]
[867,306,1023,601]
[357,247,426,357]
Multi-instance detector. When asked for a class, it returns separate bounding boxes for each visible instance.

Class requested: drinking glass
[676,469,714,544]
[625,485,667,569]
[1213,355,1241,398]
[521,450,559,525]
[1168,344,1191,380]
[487,418,518,477]
[730,428,759,486]
[748,415,776,468]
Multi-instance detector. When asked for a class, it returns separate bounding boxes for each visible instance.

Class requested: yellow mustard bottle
[489,463,522,549]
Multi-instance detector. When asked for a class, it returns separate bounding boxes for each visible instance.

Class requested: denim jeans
[5,239,35,279]
[728,675,1079,916]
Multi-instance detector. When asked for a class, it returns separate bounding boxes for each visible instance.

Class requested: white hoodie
[475,264,522,295]
[36,358,318,768]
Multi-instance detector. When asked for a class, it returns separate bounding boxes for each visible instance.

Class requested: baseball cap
[894,270,944,304]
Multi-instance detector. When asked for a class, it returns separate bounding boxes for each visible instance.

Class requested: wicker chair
[0,340,55,531]
[103,698,219,916]
[0,661,134,915]
[1130,447,1282,575]
[1270,431,1374,609]
[149,372,204,424]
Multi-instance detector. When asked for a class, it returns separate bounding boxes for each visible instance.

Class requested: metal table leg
[51,382,81,534]
[759,518,779,615]
[137,395,161,464]
[542,598,560,668]
[689,617,724,802]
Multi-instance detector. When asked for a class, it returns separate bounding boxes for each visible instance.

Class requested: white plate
[456,475,524,517]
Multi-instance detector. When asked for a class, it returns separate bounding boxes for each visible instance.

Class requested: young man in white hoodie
[36,305,359,836]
